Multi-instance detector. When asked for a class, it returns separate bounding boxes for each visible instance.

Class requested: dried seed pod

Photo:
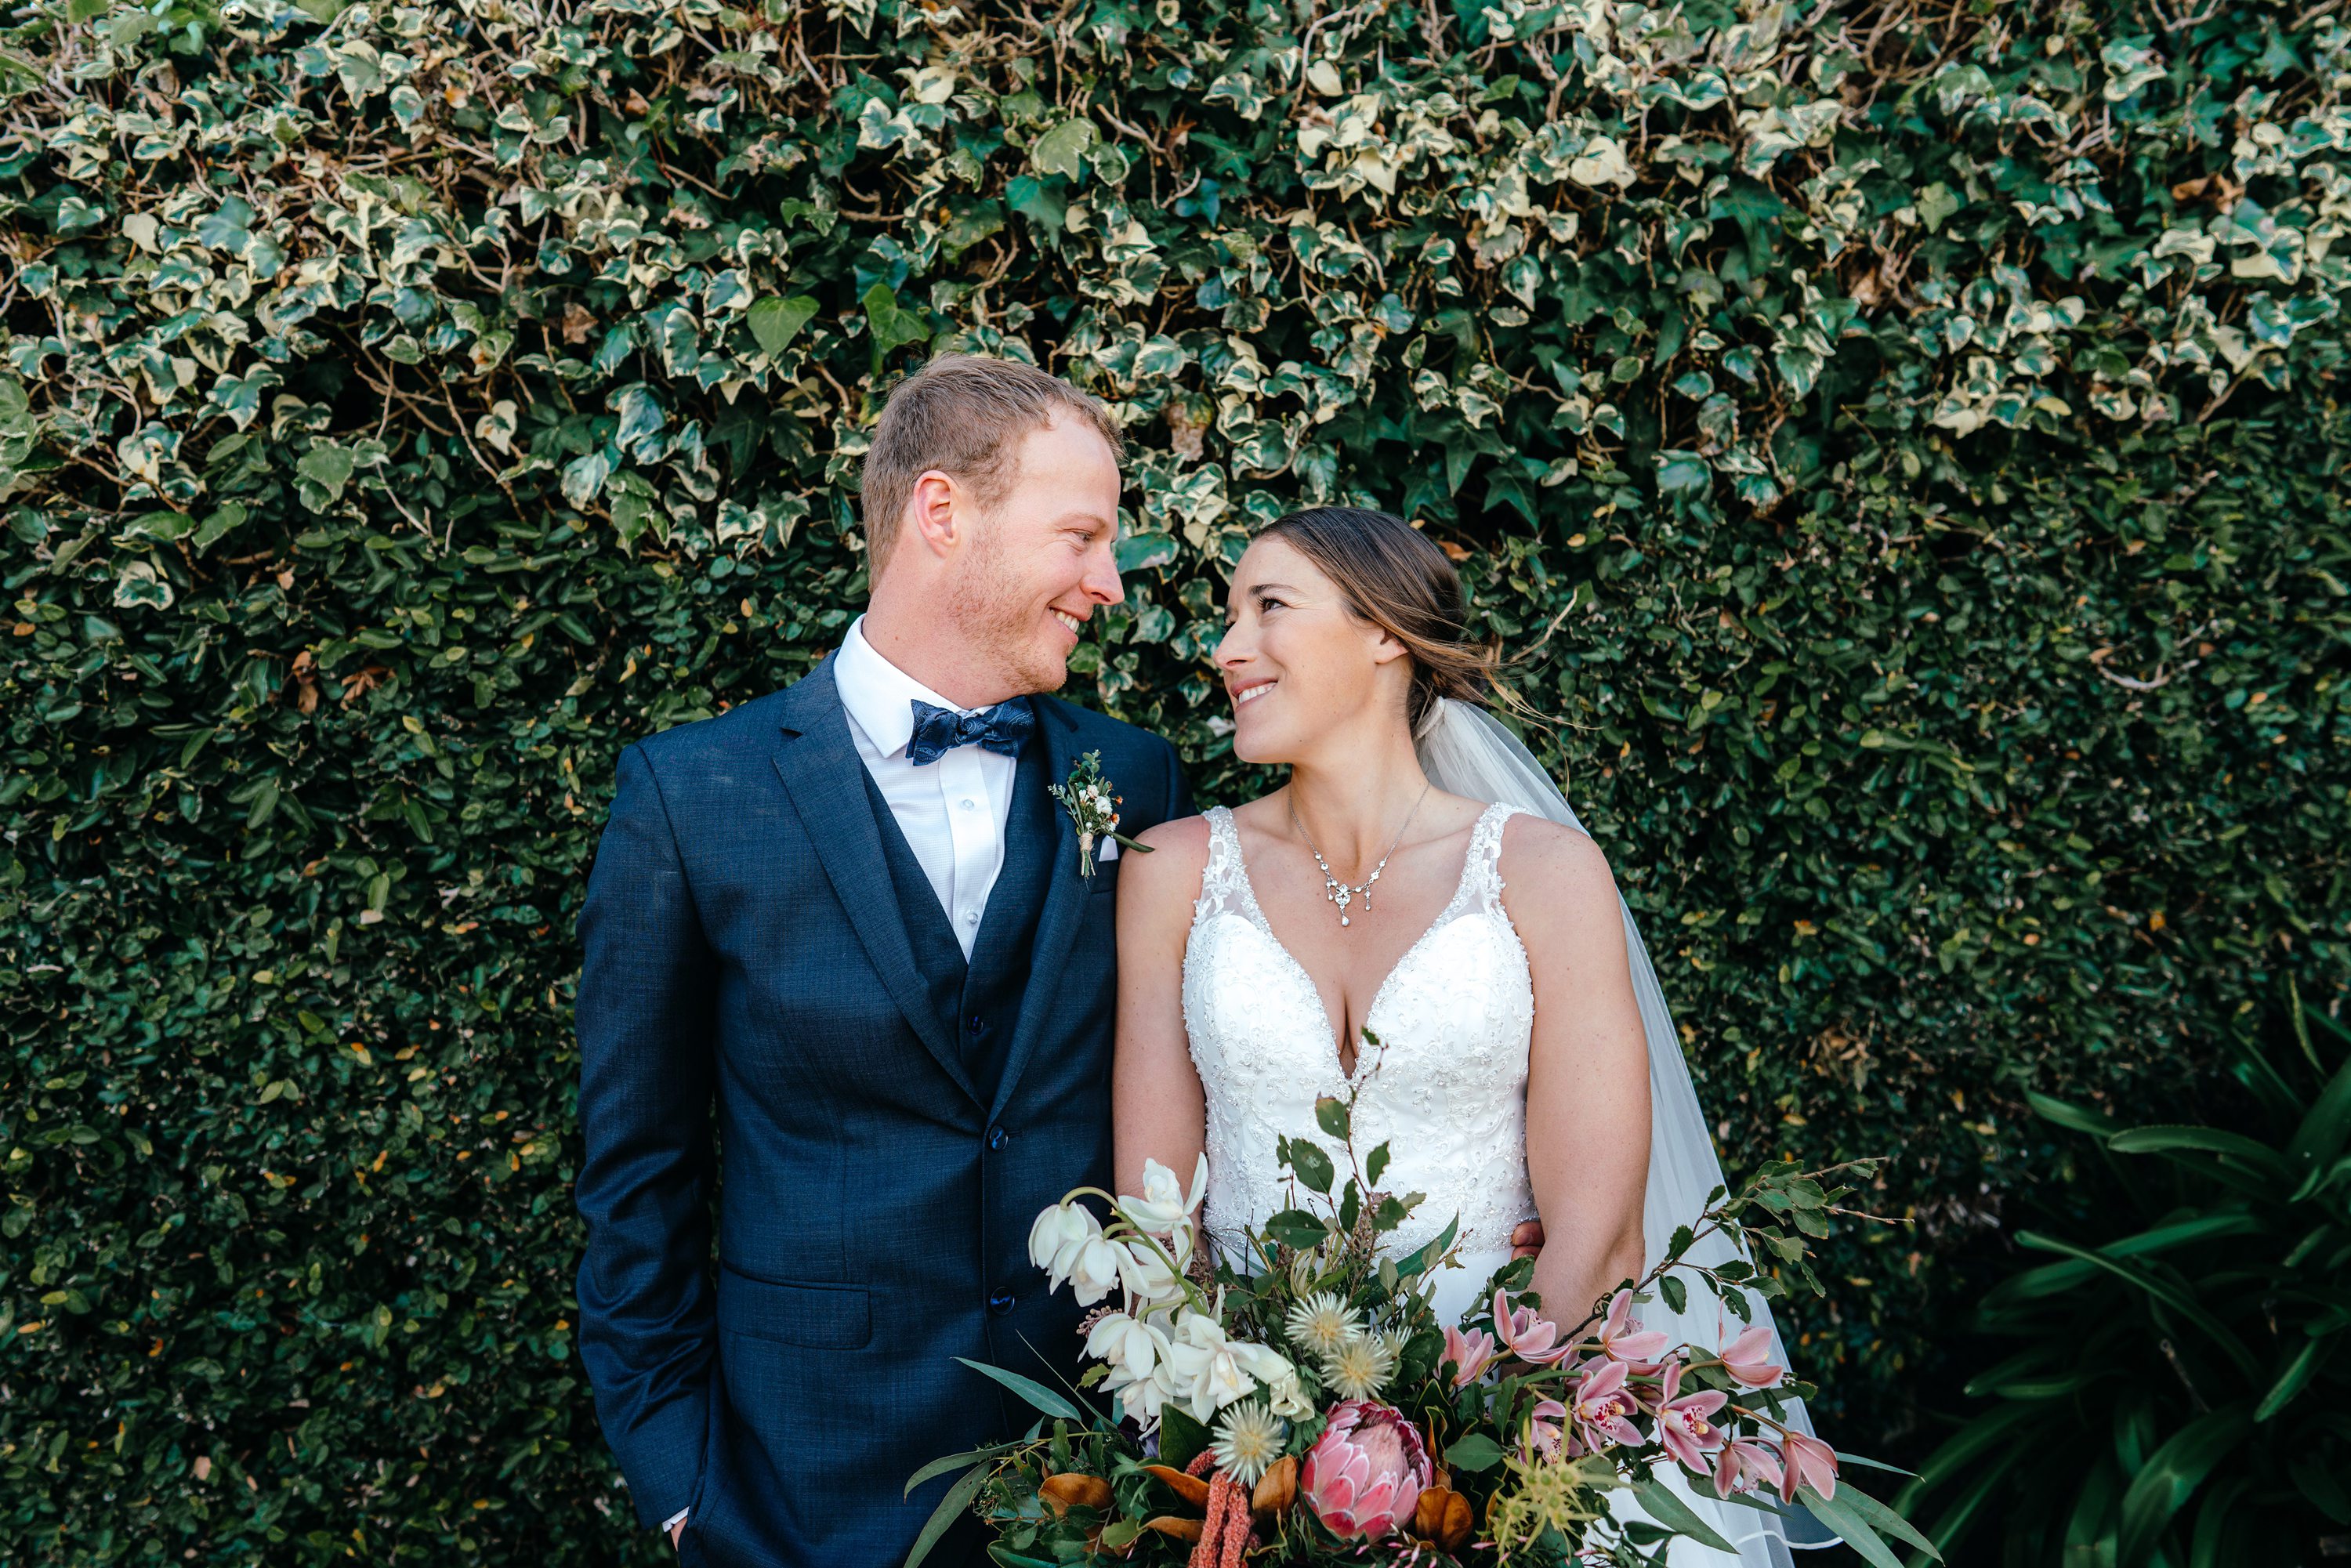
[1142,1463,1213,1509]
[1250,1454,1299,1519]
[1038,1472,1114,1517]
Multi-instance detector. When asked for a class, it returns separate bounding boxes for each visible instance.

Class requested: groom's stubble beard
[944,509,1068,697]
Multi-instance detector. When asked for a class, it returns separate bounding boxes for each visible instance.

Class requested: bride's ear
[1366,623,1414,667]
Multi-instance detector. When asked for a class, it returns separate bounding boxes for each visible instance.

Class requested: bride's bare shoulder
[1495,811,1619,911]
[1120,813,1214,907]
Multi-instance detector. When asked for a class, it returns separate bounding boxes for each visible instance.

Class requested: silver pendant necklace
[1288,781,1432,928]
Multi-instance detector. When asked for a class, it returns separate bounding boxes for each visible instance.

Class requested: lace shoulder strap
[1460,802,1520,913]
[1194,806,1253,924]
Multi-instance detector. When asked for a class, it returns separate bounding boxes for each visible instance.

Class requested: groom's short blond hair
[861,354,1124,570]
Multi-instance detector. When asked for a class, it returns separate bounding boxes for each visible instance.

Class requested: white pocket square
[1098,838,1120,861]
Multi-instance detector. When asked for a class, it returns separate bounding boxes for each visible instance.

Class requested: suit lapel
[990,699,1088,1121]
[770,660,979,1106]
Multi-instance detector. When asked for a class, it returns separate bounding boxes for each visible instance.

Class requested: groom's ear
[904,469,972,559]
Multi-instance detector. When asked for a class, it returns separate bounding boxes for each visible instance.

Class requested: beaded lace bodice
[1181,802,1537,1268]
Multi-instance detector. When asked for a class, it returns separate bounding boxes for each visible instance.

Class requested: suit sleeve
[574,741,719,1529]
[1161,733,1194,821]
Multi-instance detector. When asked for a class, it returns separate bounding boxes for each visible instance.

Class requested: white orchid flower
[1085,1310,1171,1381]
[1088,1311,1179,1425]
[1027,1200,1101,1293]
[1119,1154,1209,1233]
[1262,1367,1315,1418]
[1162,1309,1262,1421]
[1116,1226,1192,1305]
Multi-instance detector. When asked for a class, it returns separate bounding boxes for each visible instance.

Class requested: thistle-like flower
[1285,1291,1358,1360]
[1321,1327,1399,1401]
[1209,1400,1288,1486]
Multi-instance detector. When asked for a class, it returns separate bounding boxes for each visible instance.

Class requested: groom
[574,355,1190,1566]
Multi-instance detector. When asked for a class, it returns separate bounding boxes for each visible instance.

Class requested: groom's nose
[1080,537,1123,606]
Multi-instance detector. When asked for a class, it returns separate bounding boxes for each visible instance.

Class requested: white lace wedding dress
[1180,801,1802,1568]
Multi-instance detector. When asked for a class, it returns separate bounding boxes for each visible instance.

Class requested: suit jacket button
[988,1289,1016,1316]
[987,1126,1008,1152]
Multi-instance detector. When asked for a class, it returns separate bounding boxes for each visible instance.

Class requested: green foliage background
[2,0,2348,1559]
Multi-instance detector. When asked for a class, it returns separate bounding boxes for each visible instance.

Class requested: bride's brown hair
[1254,506,1505,736]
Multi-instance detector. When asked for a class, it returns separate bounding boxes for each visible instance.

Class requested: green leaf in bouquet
[904,1461,989,1568]
[1629,1475,1739,1553]
[1290,1139,1335,1194]
[1446,1433,1505,1472]
[1393,1217,1459,1279]
[954,1357,1081,1422]
[1668,1222,1694,1258]
[1396,1325,1444,1385]
[904,1443,1013,1495]
[1821,1477,1941,1559]
[1315,1095,1350,1141]
[1799,1477,1945,1568]
[1366,1140,1391,1188]
[986,1548,1056,1568]
[1265,1208,1330,1251]
[1372,1193,1414,1232]
[1097,1519,1143,1553]
[1339,1182,1360,1237]
[1659,1273,1686,1313]
[1160,1405,1212,1472]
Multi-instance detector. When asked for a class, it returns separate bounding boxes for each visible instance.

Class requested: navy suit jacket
[574,658,1188,1566]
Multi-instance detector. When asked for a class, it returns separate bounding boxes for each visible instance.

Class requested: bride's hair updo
[1255,506,1501,736]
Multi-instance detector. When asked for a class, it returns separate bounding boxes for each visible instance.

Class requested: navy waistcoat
[857,730,1056,1108]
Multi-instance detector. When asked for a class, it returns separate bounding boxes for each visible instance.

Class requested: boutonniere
[1048,751,1157,880]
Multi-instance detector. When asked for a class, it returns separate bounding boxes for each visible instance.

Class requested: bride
[1110,506,1830,1566]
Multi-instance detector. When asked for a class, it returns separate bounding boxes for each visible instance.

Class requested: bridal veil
[1416,697,1838,1566]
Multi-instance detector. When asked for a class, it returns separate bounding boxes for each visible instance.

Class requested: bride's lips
[1229,677,1277,708]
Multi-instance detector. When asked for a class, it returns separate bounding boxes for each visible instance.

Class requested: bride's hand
[1510,1219,1545,1258]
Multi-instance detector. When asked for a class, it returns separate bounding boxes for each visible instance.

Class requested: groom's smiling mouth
[1052,609,1085,639]
[1229,677,1277,707]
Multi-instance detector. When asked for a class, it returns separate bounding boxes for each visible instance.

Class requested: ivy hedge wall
[3,0,2349,1559]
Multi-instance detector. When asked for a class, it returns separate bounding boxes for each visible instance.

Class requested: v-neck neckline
[1219,803,1501,1083]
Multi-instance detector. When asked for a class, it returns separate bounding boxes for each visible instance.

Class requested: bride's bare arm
[1504,817,1652,1327]
[1111,814,1213,1199]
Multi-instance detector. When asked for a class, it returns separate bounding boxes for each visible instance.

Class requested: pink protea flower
[1567,1356,1646,1453]
[1713,1438,1784,1499]
[1598,1289,1670,1363]
[1777,1431,1839,1502]
[1652,1361,1730,1476]
[1491,1287,1570,1365]
[1299,1400,1431,1540]
[1719,1325,1785,1389]
[1444,1324,1499,1389]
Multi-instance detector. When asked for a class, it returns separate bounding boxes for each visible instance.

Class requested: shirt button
[963,911,979,926]
[960,798,976,810]
[987,1126,1008,1152]
[988,1288,1016,1316]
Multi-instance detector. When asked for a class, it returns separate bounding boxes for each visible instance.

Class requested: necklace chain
[1288,781,1432,929]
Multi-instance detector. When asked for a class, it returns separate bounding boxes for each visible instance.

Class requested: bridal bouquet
[908,1091,1935,1568]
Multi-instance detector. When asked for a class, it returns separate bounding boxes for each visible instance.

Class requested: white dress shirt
[831,614,1019,958]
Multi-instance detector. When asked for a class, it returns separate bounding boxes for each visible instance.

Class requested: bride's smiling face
[1215,537,1411,764]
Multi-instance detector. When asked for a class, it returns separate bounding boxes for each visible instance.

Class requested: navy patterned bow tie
[904,697,1035,767]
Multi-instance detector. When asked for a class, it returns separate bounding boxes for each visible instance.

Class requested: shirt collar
[832,614,968,759]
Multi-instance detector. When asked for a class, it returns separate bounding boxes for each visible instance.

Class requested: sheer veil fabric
[1415,697,1838,1564]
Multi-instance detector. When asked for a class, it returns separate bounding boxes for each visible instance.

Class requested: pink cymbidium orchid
[1713,1438,1784,1500]
[1652,1361,1730,1476]
[1491,1288,1571,1365]
[1567,1356,1645,1453]
[1778,1431,1839,1502]
[1598,1289,1670,1363]
[1719,1324,1786,1388]
[1444,1324,1500,1388]
[1525,1398,1569,1459]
